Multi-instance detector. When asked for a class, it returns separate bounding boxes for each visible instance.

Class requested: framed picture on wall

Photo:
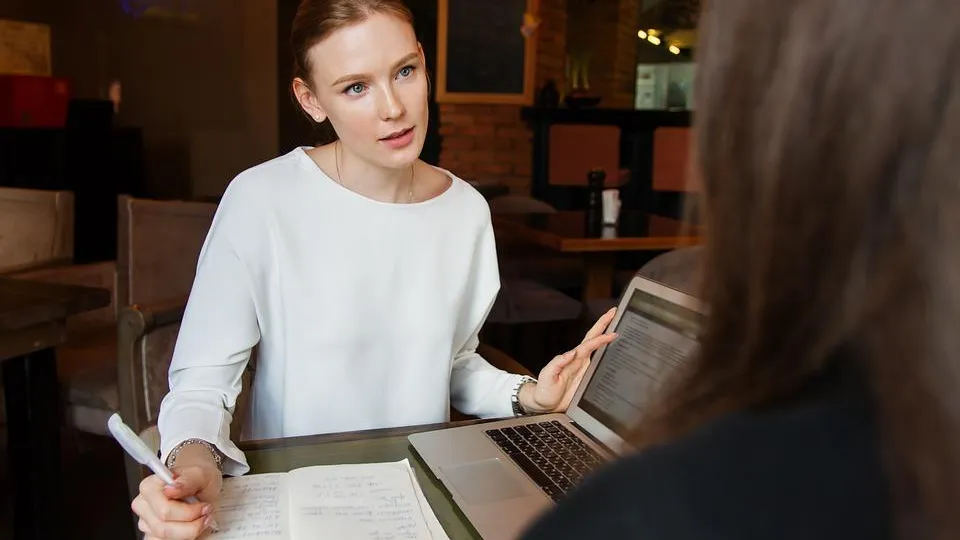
[436,0,539,105]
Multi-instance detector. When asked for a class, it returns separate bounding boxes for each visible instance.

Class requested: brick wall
[437,0,567,195]
[614,0,640,108]
[568,0,639,109]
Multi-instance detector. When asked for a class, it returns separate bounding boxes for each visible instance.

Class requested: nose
[377,84,405,121]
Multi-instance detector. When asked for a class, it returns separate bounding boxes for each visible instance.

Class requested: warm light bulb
[669,45,680,54]
[647,35,661,45]
[637,30,648,39]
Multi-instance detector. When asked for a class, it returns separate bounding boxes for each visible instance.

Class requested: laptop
[408,275,705,540]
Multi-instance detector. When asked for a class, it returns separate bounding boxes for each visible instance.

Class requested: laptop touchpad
[441,458,529,504]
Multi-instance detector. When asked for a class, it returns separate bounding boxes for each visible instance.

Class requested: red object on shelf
[0,74,70,127]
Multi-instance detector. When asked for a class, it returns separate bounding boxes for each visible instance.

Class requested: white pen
[108,414,221,532]
[106,413,200,503]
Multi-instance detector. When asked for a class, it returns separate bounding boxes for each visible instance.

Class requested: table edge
[238,418,496,451]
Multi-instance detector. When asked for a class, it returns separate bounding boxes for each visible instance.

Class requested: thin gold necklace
[335,140,414,203]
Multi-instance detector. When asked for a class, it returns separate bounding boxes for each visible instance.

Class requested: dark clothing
[520,367,892,539]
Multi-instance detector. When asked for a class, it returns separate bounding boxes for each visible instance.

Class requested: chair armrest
[117,297,189,439]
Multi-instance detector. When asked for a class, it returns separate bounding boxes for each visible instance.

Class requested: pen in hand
[107,413,219,531]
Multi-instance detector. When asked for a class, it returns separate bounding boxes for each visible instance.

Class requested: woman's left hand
[519,308,618,414]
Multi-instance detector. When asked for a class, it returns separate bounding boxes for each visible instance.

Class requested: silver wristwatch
[511,376,537,416]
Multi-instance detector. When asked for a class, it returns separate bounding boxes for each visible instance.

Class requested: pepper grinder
[586,168,606,235]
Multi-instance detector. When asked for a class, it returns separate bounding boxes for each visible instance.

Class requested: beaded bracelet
[166,438,224,473]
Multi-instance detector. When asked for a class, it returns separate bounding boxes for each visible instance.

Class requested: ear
[292,77,326,123]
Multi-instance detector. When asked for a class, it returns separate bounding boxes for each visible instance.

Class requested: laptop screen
[577,287,702,438]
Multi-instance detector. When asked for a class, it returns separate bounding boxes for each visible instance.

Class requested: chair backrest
[0,187,74,273]
[548,124,623,187]
[652,127,700,193]
[116,195,217,309]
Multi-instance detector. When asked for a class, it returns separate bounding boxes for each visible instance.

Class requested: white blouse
[157,147,524,475]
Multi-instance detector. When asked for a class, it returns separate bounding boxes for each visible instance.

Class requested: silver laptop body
[409,275,705,539]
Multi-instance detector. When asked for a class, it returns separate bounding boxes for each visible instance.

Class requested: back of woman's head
[636,0,960,537]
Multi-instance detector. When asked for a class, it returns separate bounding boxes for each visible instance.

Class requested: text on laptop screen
[578,288,701,438]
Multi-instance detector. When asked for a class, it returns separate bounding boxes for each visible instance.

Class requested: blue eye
[397,65,415,79]
[344,83,365,95]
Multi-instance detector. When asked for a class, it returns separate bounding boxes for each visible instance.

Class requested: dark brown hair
[289,0,415,140]
[633,1,960,538]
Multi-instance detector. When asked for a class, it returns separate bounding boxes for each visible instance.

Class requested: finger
[575,333,617,358]
[138,517,151,536]
[557,359,592,411]
[143,516,210,540]
[568,360,591,395]
[140,476,211,524]
[572,356,592,385]
[538,349,576,379]
[163,468,208,500]
[581,308,617,342]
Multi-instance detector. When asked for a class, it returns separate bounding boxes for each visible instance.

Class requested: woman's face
[297,12,428,170]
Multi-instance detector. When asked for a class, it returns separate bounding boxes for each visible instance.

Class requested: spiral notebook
[208,459,449,540]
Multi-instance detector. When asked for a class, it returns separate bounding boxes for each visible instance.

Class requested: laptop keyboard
[484,420,605,502]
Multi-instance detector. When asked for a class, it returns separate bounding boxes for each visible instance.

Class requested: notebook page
[400,459,450,540]
[287,459,446,539]
[208,472,289,539]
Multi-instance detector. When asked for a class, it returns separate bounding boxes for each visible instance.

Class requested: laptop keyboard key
[486,421,605,501]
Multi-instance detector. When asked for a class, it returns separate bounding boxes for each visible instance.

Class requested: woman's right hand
[131,462,222,540]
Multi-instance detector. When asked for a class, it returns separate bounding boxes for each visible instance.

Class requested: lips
[380,127,413,140]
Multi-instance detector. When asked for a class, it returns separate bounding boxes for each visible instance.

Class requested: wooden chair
[37,196,219,443]
[0,187,73,274]
[116,195,219,308]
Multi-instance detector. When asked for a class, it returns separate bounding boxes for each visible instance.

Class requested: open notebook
[208,459,450,540]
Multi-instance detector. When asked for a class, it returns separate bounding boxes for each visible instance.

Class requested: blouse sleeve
[157,183,262,477]
[449,209,526,418]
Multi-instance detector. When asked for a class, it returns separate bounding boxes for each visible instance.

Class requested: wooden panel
[547,124,623,186]
[652,127,699,192]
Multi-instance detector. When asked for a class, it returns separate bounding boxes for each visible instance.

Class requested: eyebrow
[330,52,420,87]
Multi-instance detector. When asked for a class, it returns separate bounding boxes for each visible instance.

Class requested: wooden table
[241,420,494,540]
[494,211,702,301]
[0,277,111,540]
